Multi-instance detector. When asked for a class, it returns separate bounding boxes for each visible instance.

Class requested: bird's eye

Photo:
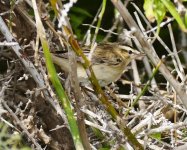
[128,50,133,54]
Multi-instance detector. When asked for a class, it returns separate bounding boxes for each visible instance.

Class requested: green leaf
[143,0,155,22]
[70,14,85,28]
[160,0,187,31]
[69,7,93,39]
[99,148,110,150]
[143,0,166,33]
[185,10,187,27]
[150,132,161,140]
[153,0,166,33]
[71,7,92,18]
[153,0,166,24]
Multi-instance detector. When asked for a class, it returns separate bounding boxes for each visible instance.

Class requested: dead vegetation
[0,1,187,150]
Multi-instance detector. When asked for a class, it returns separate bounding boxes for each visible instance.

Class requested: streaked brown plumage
[51,43,142,86]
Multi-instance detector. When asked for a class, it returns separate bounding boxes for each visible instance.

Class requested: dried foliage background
[0,0,187,150]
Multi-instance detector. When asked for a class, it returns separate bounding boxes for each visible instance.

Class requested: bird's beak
[133,52,145,60]
[118,45,145,60]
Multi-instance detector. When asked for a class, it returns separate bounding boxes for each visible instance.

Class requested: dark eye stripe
[116,58,122,62]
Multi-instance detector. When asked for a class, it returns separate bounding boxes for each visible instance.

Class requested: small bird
[51,43,142,87]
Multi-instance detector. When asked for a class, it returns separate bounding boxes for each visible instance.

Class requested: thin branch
[111,0,187,109]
